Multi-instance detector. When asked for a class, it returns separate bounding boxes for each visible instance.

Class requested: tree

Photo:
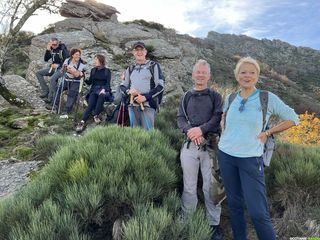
[0,0,63,107]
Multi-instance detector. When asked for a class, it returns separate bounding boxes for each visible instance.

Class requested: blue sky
[22,0,320,50]
[185,0,320,49]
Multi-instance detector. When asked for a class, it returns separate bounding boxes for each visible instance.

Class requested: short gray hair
[193,59,211,74]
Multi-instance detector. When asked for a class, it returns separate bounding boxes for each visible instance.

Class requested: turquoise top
[218,90,300,158]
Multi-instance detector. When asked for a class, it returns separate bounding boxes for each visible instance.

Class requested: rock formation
[59,0,119,22]
[2,2,320,114]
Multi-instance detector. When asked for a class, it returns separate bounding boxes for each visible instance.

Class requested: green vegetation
[113,53,132,68]
[0,126,212,239]
[266,143,320,238]
[124,19,165,31]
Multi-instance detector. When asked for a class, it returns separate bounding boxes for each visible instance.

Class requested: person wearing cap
[120,41,164,130]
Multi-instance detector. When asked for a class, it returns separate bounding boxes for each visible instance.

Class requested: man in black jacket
[177,59,224,240]
[36,37,69,103]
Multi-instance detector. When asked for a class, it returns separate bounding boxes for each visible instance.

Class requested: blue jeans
[128,106,155,130]
[218,150,276,240]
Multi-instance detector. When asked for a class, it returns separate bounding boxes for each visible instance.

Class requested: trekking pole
[51,73,65,113]
[142,109,150,130]
[121,102,125,128]
[57,73,66,114]
[73,75,84,124]
[116,101,123,128]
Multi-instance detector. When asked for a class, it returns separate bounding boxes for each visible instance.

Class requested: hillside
[1,5,320,114]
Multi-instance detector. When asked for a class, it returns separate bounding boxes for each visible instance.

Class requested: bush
[155,95,184,152]
[0,126,211,239]
[280,112,320,145]
[266,143,320,238]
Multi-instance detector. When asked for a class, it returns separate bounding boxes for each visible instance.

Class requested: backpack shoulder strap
[223,92,237,129]
[259,90,269,131]
[149,61,157,88]
[208,89,216,105]
[182,90,192,124]
[128,64,135,88]
[76,59,81,70]
[227,92,237,110]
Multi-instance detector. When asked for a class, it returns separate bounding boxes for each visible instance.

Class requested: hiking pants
[218,150,276,240]
[180,141,222,226]
[54,79,80,114]
[128,106,155,130]
[36,68,63,101]
[82,93,105,122]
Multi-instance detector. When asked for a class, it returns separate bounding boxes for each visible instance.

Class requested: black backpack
[58,43,69,62]
[128,61,165,111]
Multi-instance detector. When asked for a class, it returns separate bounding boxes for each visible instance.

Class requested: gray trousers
[128,106,155,130]
[180,141,222,225]
[54,79,80,114]
[36,68,63,101]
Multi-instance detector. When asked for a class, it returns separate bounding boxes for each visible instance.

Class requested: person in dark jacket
[36,37,69,103]
[76,54,112,132]
[177,59,224,240]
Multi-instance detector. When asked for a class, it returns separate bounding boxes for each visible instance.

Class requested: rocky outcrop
[2,75,46,109]
[2,1,319,114]
[0,159,40,198]
[26,18,201,99]
[205,31,320,93]
[59,0,119,22]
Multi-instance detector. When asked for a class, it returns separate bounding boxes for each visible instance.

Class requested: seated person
[76,54,112,132]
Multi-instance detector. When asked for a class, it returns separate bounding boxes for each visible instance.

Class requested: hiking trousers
[36,68,63,101]
[218,150,276,240]
[128,106,155,130]
[54,79,80,114]
[180,141,222,226]
[82,92,106,122]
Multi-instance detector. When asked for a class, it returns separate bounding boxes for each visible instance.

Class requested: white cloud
[102,0,200,33]
[21,10,64,33]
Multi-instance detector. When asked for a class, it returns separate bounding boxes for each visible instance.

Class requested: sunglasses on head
[239,98,248,112]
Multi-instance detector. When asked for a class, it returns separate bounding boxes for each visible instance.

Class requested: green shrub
[123,193,211,240]
[266,143,320,238]
[1,126,212,239]
[35,134,77,161]
[15,146,33,159]
[155,95,184,151]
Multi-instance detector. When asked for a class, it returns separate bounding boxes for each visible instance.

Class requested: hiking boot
[211,225,223,240]
[94,115,101,124]
[39,92,49,98]
[75,121,85,133]
[59,114,69,119]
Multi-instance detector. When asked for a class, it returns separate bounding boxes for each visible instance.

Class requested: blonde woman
[218,57,299,240]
